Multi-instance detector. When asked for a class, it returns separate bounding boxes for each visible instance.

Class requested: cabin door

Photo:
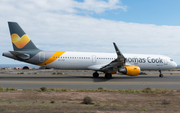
[92,55,96,63]
[39,52,45,62]
[164,59,168,65]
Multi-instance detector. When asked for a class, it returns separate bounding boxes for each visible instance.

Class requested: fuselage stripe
[39,51,66,66]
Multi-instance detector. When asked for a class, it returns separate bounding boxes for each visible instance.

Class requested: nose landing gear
[159,70,163,77]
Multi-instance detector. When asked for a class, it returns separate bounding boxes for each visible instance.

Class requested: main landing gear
[92,72,112,79]
[159,70,163,77]
[93,72,99,78]
[105,73,112,79]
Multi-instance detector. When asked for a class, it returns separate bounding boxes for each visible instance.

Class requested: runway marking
[0,81,180,85]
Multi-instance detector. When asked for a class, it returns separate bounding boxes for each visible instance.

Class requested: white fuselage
[45,52,177,70]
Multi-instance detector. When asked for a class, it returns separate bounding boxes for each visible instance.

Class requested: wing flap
[88,64,107,70]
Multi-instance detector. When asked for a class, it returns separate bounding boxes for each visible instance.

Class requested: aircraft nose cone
[172,61,178,68]
[174,62,178,68]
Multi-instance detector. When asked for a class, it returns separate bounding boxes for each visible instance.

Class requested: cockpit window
[170,59,173,61]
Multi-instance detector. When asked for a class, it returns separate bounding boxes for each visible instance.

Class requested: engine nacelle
[118,66,141,76]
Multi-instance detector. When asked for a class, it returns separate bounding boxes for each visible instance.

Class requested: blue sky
[82,0,180,26]
[0,0,180,65]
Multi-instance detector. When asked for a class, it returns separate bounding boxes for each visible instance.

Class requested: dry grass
[0,91,180,112]
[0,86,179,112]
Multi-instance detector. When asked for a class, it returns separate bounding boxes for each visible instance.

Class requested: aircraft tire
[105,73,112,79]
[93,72,99,78]
[159,74,163,77]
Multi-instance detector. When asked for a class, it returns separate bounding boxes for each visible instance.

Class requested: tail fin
[8,22,39,51]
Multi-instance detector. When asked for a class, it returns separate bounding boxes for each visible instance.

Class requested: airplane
[2,22,177,78]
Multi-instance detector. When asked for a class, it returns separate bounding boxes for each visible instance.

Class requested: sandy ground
[0,91,180,113]
[0,69,180,112]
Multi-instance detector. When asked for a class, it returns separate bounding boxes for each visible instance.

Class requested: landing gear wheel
[105,73,112,79]
[159,74,163,77]
[159,70,163,78]
[93,72,99,78]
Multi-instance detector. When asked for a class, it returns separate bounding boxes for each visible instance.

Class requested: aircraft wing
[99,43,126,72]
[88,64,108,70]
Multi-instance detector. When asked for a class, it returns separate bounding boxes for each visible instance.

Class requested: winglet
[113,42,126,65]
[113,42,124,57]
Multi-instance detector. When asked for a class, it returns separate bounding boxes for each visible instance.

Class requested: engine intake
[118,66,141,76]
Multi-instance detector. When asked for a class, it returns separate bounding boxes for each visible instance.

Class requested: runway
[0,73,180,90]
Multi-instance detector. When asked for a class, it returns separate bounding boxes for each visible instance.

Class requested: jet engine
[118,66,141,76]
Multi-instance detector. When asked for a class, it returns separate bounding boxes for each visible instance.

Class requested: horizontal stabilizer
[9,51,30,60]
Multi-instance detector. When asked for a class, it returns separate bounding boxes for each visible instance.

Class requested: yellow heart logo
[11,34,30,49]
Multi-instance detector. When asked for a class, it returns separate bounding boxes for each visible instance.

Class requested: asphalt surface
[0,73,180,90]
